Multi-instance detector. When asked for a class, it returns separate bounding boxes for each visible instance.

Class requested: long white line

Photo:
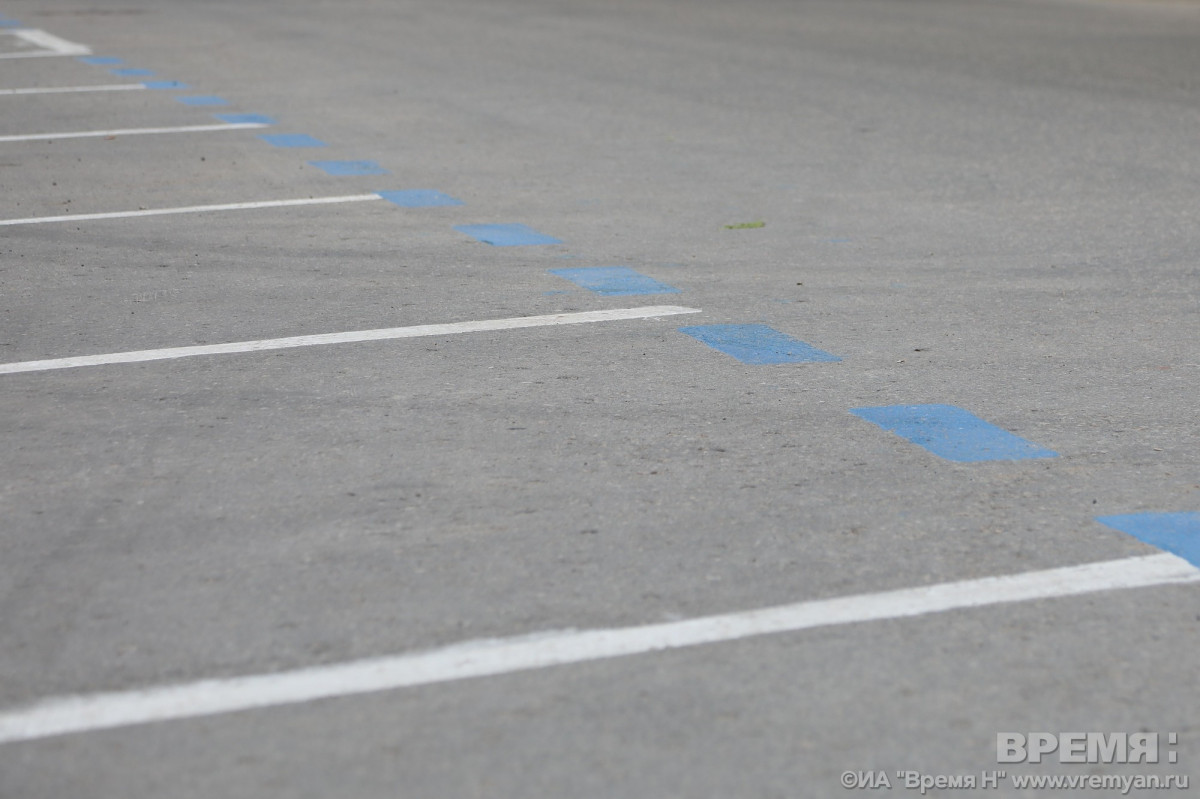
[0,29,90,58]
[0,194,384,227]
[0,306,703,375]
[0,121,268,143]
[0,553,1194,746]
[0,84,147,96]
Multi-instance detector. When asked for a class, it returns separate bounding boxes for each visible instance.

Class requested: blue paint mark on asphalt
[111,68,153,76]
[259,133,325,148]
[0,18,24,27]
[78,56,122,65]
[455,224,563,246]
[143,81,187,90]
[549,266,681,296]
[215,113,276,125]
[309,160,389,176]
[177,96,228,106]
[377,190,462,207]
[849,404,1058,462]
[1096,512,1200,568]
[678,324,840,364]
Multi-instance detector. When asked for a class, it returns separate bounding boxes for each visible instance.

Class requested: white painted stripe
[0,306,702,375]
[0,553,1194,745]
[0,194,383,227]
[0,122,268,143]
[0,84,147,96]
[0,29,91,58]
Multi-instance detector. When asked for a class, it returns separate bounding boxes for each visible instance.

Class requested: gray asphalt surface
[1,0,1198,796]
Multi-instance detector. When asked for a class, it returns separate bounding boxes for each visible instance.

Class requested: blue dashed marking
[259,133,326,148]
[550,266,681,296]
[111,68,153,76]
[679,324,840,364]
[1096,512,1200,568]
[176,96,228,106]
[143,81,187,90]
[455,224,563,246]
[377,190,462,207]
[0,18,24,27]
[78,56,122,65]
[309,160,389,176]
[850,404,1058,463]
[215,113,276,125]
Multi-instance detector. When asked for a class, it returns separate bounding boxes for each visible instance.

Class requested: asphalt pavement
[0,0,1198,796]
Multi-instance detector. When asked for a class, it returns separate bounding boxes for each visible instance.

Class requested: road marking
[215,113,276,125]
[0,122,269,143]
[0,84,148,96]
[851,404,1058,462]
[0,553,1193,746]
[309,159,389,176]
[1097,513,1200,567]
[679,323,841,364]
[259,133,326,147]
[0,306,701,375]
[142,81,187,90]
[456,223,563,246]
[77,55,121,65]
[0,193,384,227]
[377,190,463,207]
[110,67,153,76]
[175,95,228,106]
[0,28,90,58]
[550,266,681,296]
[453,224,561,245]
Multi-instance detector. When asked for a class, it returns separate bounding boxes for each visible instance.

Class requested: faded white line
[0,121,268,143]
[0,84,147,96]
[0,306,703,375]
[0,29,90,58]
[0,194,384,227]
[0,553,1195,745]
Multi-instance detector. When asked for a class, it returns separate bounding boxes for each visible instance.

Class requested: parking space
[1,0,1198,795]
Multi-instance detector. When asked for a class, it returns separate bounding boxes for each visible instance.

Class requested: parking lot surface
[1,0,1198,796]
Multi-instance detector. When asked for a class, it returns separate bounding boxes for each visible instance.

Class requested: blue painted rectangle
[1096,512,1200,568]
[377,190,463,208]
[678,324,839,365]
[309,160,389,176]
[111,68,153,76]
[215,113,275,125]
[455,223,562,246]
[78,56,122,65]
[0,19,23,27]
[143,81,187,90]
[176,96,228,106]
[550,266,681,296]
[259,133,325,148]
[850,404,1058,463]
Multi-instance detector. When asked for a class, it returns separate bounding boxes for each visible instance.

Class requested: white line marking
[0,29,90,58]
[0,122,268,143]
[0,553,1194,745]
[0,84,147,96]
[0,194,384,227]
[0,306,703,375]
